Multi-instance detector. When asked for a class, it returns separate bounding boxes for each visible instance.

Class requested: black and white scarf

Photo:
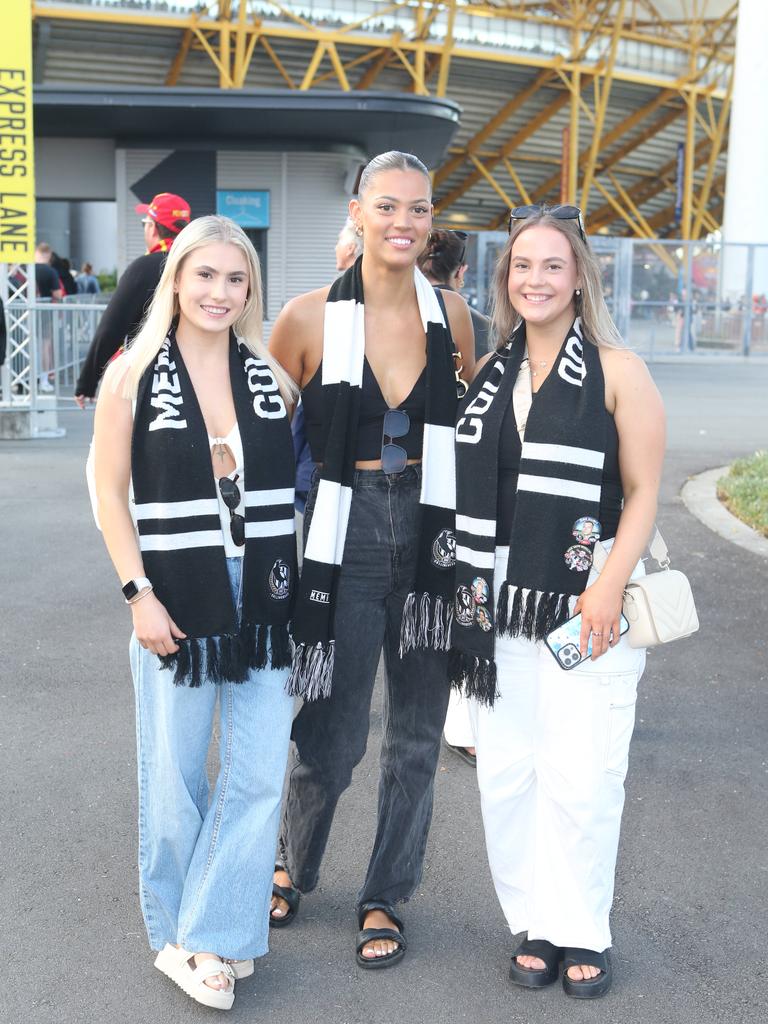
[288,256,459,700]
[450,318,608,705]
[131,329,296,686]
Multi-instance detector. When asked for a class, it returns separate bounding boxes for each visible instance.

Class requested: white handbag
[593,528,699,649]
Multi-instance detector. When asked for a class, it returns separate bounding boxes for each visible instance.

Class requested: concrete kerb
[681,464,768,559]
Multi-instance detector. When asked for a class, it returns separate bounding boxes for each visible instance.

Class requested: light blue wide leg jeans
[128,557,292,960]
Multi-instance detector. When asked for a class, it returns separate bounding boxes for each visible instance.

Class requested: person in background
[34,242,64,393]
[419,227,491,766]
[76,262,101,295]
[419,228,490,360]
[334,216,364,272]
[51,253,78,296]
[75,191,191,407]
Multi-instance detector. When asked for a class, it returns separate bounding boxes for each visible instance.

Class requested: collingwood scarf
[131,329,296,686]
[288,257,458,700]
[450,318,608,705]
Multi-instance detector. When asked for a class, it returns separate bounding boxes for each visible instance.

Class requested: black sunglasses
[508,204,587,243]
[381,409,410,475]
[218,473,245,547]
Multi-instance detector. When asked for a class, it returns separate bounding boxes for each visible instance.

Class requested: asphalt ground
[1,361,766,1024]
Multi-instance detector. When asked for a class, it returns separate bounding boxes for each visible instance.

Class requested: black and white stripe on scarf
[288,256,459,701]
[449,318,609,705]
[131,329,297,687]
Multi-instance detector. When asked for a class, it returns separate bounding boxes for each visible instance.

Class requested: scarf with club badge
[131,328,297,686]
[449,317,609,706]
[288,256,459,701]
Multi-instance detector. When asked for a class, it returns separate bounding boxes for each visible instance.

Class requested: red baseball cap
[135,192,191,233]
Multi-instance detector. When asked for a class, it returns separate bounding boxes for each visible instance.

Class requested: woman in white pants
[450,204,665,998]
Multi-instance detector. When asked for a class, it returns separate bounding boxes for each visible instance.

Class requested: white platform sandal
[154,944,236,1010]
[225,959,254,980]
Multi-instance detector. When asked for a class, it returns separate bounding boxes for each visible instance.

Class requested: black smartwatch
[122,577,152,603]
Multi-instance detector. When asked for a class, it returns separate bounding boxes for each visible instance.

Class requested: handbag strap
[592,525,670,574]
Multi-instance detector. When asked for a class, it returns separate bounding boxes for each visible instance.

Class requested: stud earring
[575,289,582,297]
[354,223,363,237]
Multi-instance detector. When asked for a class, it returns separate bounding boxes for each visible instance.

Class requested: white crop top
[209,421,245,559]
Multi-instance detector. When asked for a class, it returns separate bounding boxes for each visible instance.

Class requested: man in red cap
[75,192,191,407]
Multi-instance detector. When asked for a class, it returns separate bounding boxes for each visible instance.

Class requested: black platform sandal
[562,948,611,999]
[508,936,563,989]
[269,865,300,928]
[355,901,407,970]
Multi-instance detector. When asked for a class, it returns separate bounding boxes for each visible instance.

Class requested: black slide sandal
[269,866,301,928]
[562,948,611,999]
[508,936,563,989]
[356,901,407,970]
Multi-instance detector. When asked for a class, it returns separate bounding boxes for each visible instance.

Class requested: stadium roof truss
[32,1,736,238]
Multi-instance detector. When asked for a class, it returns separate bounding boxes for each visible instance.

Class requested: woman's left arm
[574,349,666,659]
[442,290,476,384]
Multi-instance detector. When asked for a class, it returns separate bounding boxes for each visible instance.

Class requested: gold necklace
[530,359,548,378]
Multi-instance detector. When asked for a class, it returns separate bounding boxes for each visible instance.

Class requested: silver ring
[591,631,603,636]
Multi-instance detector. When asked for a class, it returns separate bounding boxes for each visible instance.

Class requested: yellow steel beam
[355,48,392,90]
[326,42,351,91]
[192,27,233,88]
[691,67,733,240]
[580,0,627,213]
[468,154,516,208]
[591,178,678,272]
[300,41,327,91]
[435,90,571,215]
[436,0,457,98]
[165,28,193,87]
[259,36,296,90]
[502,158,532,206]
[391,45,429,94]
[433,67,559,189]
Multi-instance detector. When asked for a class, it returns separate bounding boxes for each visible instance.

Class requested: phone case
[545,612,630,670]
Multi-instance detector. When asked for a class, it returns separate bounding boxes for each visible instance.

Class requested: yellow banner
[0,0,35,263]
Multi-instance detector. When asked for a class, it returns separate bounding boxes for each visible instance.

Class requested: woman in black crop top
[451,206,665,998]
[268,151,475,968]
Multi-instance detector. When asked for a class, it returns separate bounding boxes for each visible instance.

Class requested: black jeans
[279,465,451,909]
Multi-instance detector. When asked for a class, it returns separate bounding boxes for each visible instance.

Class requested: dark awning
[33,85,461,167]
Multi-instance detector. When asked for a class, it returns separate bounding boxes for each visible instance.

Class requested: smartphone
[545,611,630,670]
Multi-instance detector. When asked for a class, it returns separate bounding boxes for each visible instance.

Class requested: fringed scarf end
[287,641,335,701]
[159,623,293,686]
[399,591,454,657]
[495,584,571,641]
[448,649,498,707]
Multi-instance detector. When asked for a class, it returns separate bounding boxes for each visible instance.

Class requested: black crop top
[302,358,426,464]
[496,392,623,544]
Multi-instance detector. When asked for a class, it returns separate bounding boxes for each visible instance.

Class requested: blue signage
[216,190,270,228]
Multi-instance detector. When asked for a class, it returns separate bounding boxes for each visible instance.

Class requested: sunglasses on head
[453,229,468,265]
[508,204,587,244]
[218,473,245,547]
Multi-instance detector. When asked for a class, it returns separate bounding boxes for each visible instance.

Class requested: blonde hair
[489,212,623,349]
[117,215,296,404]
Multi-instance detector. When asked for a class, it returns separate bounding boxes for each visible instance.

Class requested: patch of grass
[717,451,768,538]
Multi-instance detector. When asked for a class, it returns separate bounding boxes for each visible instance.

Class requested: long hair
[489,213,623,349]
[117,215,296,404]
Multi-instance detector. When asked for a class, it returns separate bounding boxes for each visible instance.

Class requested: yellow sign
[0,0,35,263]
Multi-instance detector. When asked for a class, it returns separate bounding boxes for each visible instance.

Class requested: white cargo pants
[468,546,646,953]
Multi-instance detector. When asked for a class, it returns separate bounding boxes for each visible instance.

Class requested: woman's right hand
[131,592,187,656]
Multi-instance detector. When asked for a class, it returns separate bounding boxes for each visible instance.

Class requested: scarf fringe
[447,649,499,707]
[159,624,292,687]
[496,584,572,641]
[399,592,455,657]
[287,641,335,701]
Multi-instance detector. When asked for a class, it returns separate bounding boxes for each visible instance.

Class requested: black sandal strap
[272,882,300,915]
[356,927,407,955]
[357,900,404,933]
[563,948,608,973]
[514,938,562,971]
